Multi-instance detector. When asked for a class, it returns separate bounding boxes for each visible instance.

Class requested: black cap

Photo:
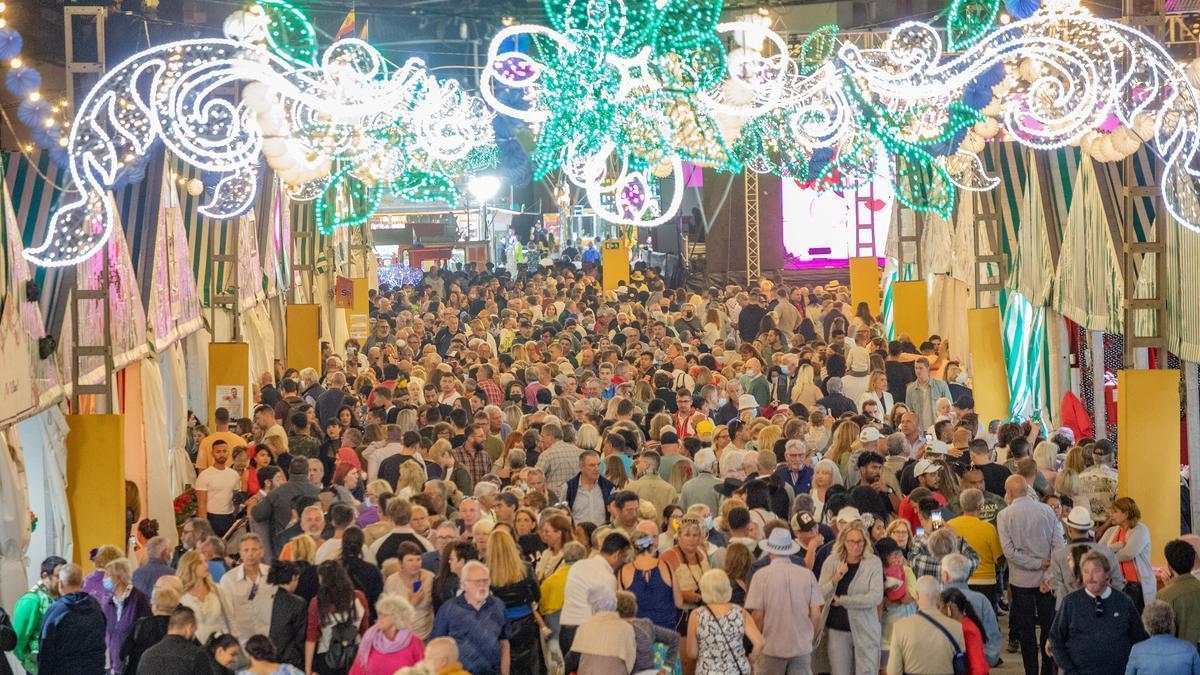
[794,511,817,532]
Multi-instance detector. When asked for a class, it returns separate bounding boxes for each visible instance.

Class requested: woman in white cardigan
[855,371,894,424]
[1102,496,1155,610]
[815,520,883,675]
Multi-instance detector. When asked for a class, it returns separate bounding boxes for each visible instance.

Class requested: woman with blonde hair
[1055,468,1082,503]
[856,370,894,423]
[1063,445,1087,473]
[485,528,544,672]
[660,515,711,618]
[394,408,418,435]
[815,520,883,675]
[575,423,600,453]
[824,421,861,484]
[790,362,823,408]
[1033,440,1060,487]
[810,459,843,523]
[703,307,724,345]
[604,455,629,489]
[668,459,693,494]
[177,550,234,642]
[286,533,319,564]
[686,569,761,674]
[882,518,916,558]
[633,381,655,412]
[755,424,782,459]
[394,460,427,500]
[648,413,673,441]
[428,439,471,496]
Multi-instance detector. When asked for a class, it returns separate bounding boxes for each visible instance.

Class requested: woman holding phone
[382,542,434,639]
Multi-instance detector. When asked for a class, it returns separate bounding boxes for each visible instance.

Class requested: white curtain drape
[141,355,178,548]
[13,409,71,588]
[162,342,197,497]
[183,328,211,423]
[0,427,30,612]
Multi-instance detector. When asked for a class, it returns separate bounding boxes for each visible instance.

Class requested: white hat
[1065,506,1094,531]
[836,506,862,524]
[858,427,882,443]
[926,441,950,455]
[737,394,760,411]
[914,459,940,477]
[761,527,801,556]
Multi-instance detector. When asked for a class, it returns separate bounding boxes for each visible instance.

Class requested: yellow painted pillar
[346,277,371,341]
[286,304,322,373]
[1118,369,1180,566]
[849,257,882,316]
[66,414,125,565]
[892,280,929,345]
[967,307,1011,424]
[122,361,148,523]
[208,342,250,427]
[601,239,630,292]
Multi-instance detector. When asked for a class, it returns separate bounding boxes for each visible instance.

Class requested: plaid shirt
[478,378,504,406]
[452,444,492,488]
[536,441,586,497]
[909,535,980,579]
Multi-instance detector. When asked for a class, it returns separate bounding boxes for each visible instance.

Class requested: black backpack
[323,612,360,670]
[918,611,967,675]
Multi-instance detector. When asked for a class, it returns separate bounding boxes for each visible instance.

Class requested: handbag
[917,611,967,675]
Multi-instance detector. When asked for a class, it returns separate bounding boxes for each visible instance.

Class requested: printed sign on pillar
[334,276,353,309]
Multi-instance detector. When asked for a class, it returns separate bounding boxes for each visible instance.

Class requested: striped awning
[2,151,73,338]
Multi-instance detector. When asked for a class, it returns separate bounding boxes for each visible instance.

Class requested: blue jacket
[564,474,615,522]
[38,592,107,674]
[1125,634,1200,674]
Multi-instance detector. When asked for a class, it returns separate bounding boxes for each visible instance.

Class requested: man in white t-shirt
[196,439,242,536]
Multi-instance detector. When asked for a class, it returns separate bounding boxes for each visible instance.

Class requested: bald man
[423,637,466,674]
[997,475,1064,675]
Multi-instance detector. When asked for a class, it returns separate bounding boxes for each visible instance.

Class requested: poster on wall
[349,314,371,340]
[334,276,353,309]
[214,385,245,419]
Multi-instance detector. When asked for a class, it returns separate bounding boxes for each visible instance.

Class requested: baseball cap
[858,427,882,443]
[695,419,715,438]
[914,459,940,477]
[793,511,818,532]
[926,441,950,455]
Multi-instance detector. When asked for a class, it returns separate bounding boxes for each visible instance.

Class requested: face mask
[704,516,714,531]
[509,394,523,402]
[363,497,373,507]
[102,578,114,592]
[718,397,728,408]
[744,370,755,379]
[781,365,789,375]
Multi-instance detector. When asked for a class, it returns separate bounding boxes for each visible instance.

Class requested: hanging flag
[359,20,369,40]
[334,9,355,40]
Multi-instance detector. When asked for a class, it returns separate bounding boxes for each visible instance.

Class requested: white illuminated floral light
[481,20,788,229]
[28,34,495,267]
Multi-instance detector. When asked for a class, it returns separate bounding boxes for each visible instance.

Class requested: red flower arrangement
[174,487,198,529]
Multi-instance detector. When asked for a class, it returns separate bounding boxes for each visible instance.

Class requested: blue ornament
[1004,0,1040,20]
[30,128,59,150]
[961,85,993,110]
[16,97,49,126]
[48,147,69,167]
[0,27,22,61]
[926,127,969,157]
[5,65,40,97]
[807,146,835,182]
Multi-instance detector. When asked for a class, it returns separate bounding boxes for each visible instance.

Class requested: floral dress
[695,606,749,675]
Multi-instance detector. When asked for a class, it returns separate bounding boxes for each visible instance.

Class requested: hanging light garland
[0,1,71,164]
[26,0,497,268]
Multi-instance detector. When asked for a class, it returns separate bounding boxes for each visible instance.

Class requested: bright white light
[468,175,501,201]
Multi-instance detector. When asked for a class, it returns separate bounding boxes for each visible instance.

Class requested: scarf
[356,624,415,667]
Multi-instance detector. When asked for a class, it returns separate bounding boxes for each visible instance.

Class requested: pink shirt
[348,639,425,675]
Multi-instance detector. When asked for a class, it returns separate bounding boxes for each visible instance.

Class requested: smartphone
[916,526,926,538]
[931,509,944,530]
[412,580,422,593]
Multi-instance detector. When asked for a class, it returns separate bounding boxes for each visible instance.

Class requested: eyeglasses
[1094,596,1104,617]
[248,581,260,601]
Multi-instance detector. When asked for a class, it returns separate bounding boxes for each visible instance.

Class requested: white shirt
[195,467,241,515]
[315,536,377,565]
[219,563,275,642]
[561,555,617,626]
[363,442,403,482]
[571,481,607,526]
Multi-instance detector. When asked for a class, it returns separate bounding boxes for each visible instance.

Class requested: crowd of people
[1,258,1195,675]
